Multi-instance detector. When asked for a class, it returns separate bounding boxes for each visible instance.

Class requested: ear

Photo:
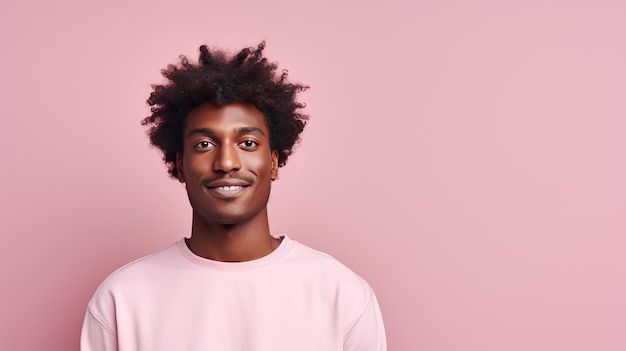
[270,150,279,181]
[175,153,186,183]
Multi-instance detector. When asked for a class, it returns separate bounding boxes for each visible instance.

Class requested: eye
[240,140,258,149]
[194,140,214,149]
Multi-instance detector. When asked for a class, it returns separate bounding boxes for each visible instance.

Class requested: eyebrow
[237,126,266,136]
[187,128,216,138]
[186,127,266,138]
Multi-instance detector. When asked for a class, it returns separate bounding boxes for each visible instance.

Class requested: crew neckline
[176,235,294,271]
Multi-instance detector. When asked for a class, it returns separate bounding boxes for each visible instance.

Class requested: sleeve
[80,307,118,351]
[343,291,387,351]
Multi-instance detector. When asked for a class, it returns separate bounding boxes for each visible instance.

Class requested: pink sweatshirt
[81,236,387,350]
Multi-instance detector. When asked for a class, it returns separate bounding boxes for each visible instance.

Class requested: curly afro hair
[141,41,309,179]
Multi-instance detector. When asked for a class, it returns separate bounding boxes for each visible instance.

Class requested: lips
[215,185,244,191]
[203,177,252,199]
[206,185,247,199]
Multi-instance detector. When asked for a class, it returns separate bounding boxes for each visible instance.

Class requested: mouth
[202,175,254,199]
[215,185,245,191]
[205,184,250,199]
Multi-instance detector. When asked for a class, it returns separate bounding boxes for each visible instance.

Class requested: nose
[213,144,241,173]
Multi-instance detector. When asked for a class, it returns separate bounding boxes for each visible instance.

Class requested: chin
[212,215,249,225]
[192,199,269,226]
[204,210,259,226]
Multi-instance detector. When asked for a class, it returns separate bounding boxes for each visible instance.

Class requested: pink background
[1,0,625,350]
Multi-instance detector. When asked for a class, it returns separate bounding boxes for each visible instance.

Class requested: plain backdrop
[1,0,625,350]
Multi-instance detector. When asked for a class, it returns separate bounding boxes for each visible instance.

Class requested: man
[81,42,387,351]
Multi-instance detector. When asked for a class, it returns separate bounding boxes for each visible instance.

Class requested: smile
[217,185,243,191]
[205,183,250,199]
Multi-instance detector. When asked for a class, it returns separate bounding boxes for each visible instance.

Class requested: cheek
[185,154,212,177]
[244,154,273,176]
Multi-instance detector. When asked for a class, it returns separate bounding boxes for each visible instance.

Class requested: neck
[186,208,280,262]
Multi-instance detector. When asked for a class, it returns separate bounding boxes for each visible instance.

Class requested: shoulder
[88,241,180,301]
[286,241,355,272]
[284,240,382,334]
[284,240,376,301]
[83,241,181,334]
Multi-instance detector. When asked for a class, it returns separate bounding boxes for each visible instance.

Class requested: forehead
[184,102,268,133]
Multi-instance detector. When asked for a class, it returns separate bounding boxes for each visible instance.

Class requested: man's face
[176,102,278,225]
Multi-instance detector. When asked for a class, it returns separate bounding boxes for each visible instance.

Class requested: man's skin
[175,102,281,262]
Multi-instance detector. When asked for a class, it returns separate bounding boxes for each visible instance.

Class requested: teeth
[217,185,242,191]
